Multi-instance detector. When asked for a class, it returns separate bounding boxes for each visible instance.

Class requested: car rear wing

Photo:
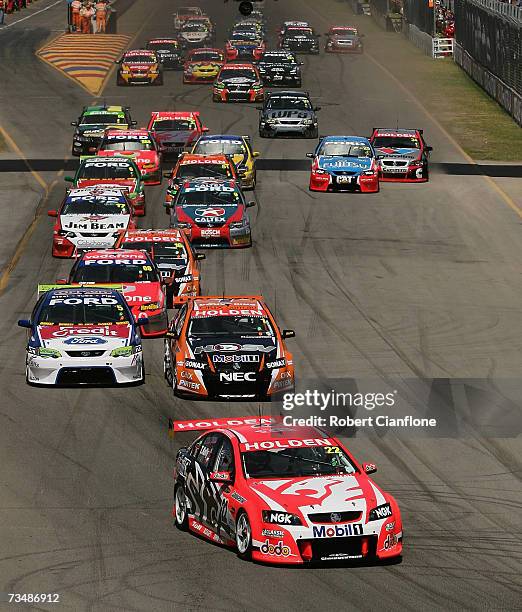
[168,415,277,437]
[37,283,124,297]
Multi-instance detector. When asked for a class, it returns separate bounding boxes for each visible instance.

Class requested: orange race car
[97,129,162,185]
[117,229,205,307]
[163,153,240,212]
[163,296,295,400]
[183,48,226,84]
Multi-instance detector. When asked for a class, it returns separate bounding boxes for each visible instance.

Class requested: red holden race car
[170,416,403,564]
[163,153,240,212]
[61,249,168,338]
[97,129,162,185]
[163,297,295,399]
[324,26,364,53]
[369,128,432,182]
[147,111,209,158]
[117,229,204,307]
[183,48,226,84]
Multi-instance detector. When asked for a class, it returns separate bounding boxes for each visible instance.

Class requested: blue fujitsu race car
[18,286,146,386]
[307,136,379,193]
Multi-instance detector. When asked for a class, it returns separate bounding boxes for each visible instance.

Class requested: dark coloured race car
[225,31,265,61]
[256,50,302,87]
[280,26,320,54]
[116,50,163,86]
[146,38,184,70]
[258,91,319,139]
[170,416,403,563]
[213,63,264,103]
[71,105,136,157]
[324,26,364,53]
[307,136,379,193]
[163,296,295,399]
[369,128,432,182]
[169,179,255,248]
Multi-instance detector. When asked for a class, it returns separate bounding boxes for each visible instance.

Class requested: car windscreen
[177,163,232,180]
[189,315,274,337]
[260,55,295,65]
[79,163,136,180]
[190,51,223,61]
[152,119,196,131]
[121,240,188,262]
[243,445,357,478]
[219,69,256,80]
[72,262,158,283]
[231,31,258,41]
[319,143,372,157]
[147,42,179,51]
[38,300,129,325]
[103,139,154,151]
[124,54,156,64]
[332,28,357,35]
[267,97,311,110]
[61,196,129,215]
[178,189,241,207]
[80,114,122,125]
[194,141,245,156]
[372,136,420,149]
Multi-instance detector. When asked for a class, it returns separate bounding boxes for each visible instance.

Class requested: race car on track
[71,105,136,157]
[324,26,364,53]
[169,179,255,248]
[191,134,259,189]
[174,6,204,30]
[178,17,214,49]
[225,31,265,61]
[183,48,226,83]
[369,128,432,182]
[256,50,302,87]
[212,63,264,103]
[258,91,320,138]
[147,111,209,159]
[307,136,379,193]
[62,249,168,338]
[163,296,295,399]
[163,153,240,210]
[146,38,184,70]
[97,129,162,185]
[280,26,320,54]
[117,229,205,307]
[65,156,146,215]
[48,187,135,258]
[278,20,310,38]
[116,50,163,86]
[18,286,145,386]
[170,416,402,564]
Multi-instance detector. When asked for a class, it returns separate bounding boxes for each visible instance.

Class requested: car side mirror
[56,278,68,285]
[255,106,263,111]
[209,471,233,484]
[71,121,78,127]
[17,319,32,329]
[282,329,295,339]
[195,253,206,260]
[362,462,377,475]
[202,126,209,132]
[131,120,138,126]
[47,210,58,217]
[163,171,172,178]
[165,330,178,339]
[306,153,314,158]
[64,176,74,183]
[360,33,366,38]
[135,317,148,327]
[314,106,321,111]
[426,146,433,152]
[247,201,256,208]
[253,151,260,157]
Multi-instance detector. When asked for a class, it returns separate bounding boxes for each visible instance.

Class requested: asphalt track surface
[0,1,521,610]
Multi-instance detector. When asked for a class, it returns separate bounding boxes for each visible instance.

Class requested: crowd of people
[0,0,39,26]
[68,0,111,33]
[435,0,455,37]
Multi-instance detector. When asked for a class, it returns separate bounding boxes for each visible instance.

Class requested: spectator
[80,2,92,33]
[95,0,108,33]
[71,0,81,32]
[0,0,5,26]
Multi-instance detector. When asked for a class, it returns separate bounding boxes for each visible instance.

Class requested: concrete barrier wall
[454,42,522,126]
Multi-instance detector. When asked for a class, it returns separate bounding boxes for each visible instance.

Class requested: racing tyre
[235,512,252,560]
[116,75,126,86]
[308,127,319,139]
[174,484,189,531]
[155,74,164,86]
[295,80,302,88]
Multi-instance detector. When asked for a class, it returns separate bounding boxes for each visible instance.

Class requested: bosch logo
[195,207,225,218]
[63,336,107,345]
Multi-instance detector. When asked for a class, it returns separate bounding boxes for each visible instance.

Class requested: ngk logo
[219,372,255,382]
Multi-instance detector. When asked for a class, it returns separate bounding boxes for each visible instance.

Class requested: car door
[208,435,237,540]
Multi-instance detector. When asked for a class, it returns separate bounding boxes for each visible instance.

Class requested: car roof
[374,128,418,135]
[179,153,231,164]
[150,111,199,119]
[104,129,149,137]
[221,63,256,69]
[197,134,245,142]
[180,178,238,190]
[123,229,185,241]
[81,156,136,164]
[67,187,127,196]
[225,422,326,446]
[43,287,123,300]
[189,47,223,54]
[124,49,156,56]
[148,38,178,43]
[190,296,266,317]
[267,90,309,97]
[83,105,126,114]
[79,249,151,262]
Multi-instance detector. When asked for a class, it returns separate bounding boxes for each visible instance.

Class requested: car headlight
[266,118,278,124]
[111,345,141,358]
[29,347,62,359]
[176,222,192,229]
[57,230,76,238]
[214,82,225,89]
[314,168,327,175]
[262,510,303,526]
[363,170,376,176]
[302,119,314,125]
[368,503,392,521]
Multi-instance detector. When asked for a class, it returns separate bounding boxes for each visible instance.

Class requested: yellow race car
[183,48,225,83]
